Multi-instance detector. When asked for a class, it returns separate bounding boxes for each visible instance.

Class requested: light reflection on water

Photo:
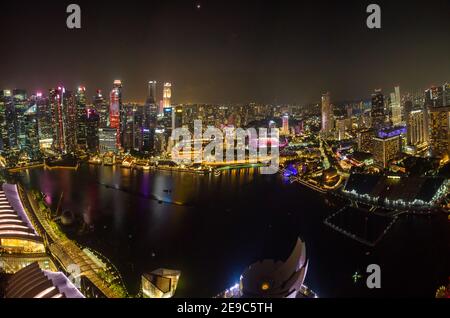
[15,165,450,298]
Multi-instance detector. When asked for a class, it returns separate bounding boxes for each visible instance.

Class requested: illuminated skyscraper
[425,86,444,109]
[133,106,144,151]
[34,92,52,144]
[372,133,402,168]
[122,103,135,150]
[110,80,122,149]
[429,106,450,159]
[371,89,385,129]
[444,83,450,106]
[403,99,413,120]
[98,127,118,153]
[160,82,173,152]
[173,105,183,130]
[24,104,40,160]
[143,81,158,152]
[109,87,120,130]
[148,80,157,103]
[335,117,347,141]
[64,90,77,154]
[321,92,333,133]
[423,85,448,146]
[86,108,100,153]
[281,113,289,135]
[93,89,108,127]
[163,82,172,110]
[390,86,402,126]
[357,128,375,152]
[49,87,76,154]
[406,109,427,149]
[75,86,87,150]
[49,87,65,153]
[0,90,16,155]
[12,89,28,150]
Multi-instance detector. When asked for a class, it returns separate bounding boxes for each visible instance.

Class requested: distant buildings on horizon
[0,80,449,169]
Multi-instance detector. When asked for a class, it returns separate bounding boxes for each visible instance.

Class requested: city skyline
[0,81,447,106]
[0,0,449,301]
[1,0,450,104]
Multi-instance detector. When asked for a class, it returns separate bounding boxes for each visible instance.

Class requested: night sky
[0,0,449,104]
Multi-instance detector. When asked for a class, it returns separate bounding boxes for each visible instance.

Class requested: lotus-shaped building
[239,238,309,298]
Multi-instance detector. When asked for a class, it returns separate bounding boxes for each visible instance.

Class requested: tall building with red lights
[109,80,122,148]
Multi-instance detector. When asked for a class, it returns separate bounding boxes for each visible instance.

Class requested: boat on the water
[121,156,135,168]
[88,156,102,165]
[103,152,116,166]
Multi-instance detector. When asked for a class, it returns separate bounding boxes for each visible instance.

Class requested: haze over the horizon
[0,0,449,104]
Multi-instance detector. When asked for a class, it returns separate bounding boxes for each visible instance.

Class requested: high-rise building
[133,106,144,151]
[143,81,158,153]
[23,104,40,160]
[0,90,17,155]
[12,89,28,150]
[154,128,167,154]
[49,87,65,153]
[346,104,353,119]
[98,127,118,153]
[93,89,109,127]
[407,109,427,147]
[429,106,450,159]
[371,89,385,129]
[86,108,100,153]
[34,92,52,144]
[75,86,87,151]
[49,87,76,154]
[321,92,333,133]
[148,80,157,103]
[335,117,347,141]
[281,113,289,135]
[425,86,444,109]
[173,105,183,130]
[109,86,120,130]
[357,128,375,152]
[163,82,172,110]
[444,83,450,106]
[390,86,402,126]
[122,103,135,150]
[403,99,413,121]
[159,100,164,115]
[372,133,402,168]
[109,80,122,149]
[64,90,77,154]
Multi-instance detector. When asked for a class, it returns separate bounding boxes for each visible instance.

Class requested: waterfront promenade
[17,185,126,298]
